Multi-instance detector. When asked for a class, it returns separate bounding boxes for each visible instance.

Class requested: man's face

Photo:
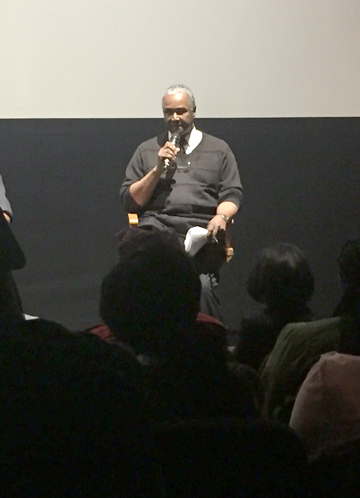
[162,92,195,137]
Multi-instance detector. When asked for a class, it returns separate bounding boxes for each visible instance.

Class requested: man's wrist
[216,213,230,223]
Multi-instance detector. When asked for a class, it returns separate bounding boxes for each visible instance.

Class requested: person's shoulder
[262,317,341,371]
[306,352,360,394]
[262,317,341,373]
[137,132,167,151]
[201,132,232,151]
[319,351,360,370]
[279,316,342,342]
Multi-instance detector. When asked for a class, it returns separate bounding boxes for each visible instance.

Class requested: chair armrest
[128,213,139,226]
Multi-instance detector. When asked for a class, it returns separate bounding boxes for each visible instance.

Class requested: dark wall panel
[1,118,359,330]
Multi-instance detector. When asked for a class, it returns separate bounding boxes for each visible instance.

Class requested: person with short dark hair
[236,243,314,371]
[100,227,201,355]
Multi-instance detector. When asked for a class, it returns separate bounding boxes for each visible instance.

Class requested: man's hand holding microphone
[156,133,180,173]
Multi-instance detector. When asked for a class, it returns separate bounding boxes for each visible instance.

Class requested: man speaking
[120,84,242,322]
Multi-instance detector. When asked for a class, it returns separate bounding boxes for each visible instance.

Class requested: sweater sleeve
[217,145,243,208]
[119,147,146,213]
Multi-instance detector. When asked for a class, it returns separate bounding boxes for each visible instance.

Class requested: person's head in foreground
[100,227,201,354]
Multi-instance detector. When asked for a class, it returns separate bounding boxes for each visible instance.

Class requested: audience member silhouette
[0,270,24,332]
[0,207,26,330]
[289,251,360,496]
[100,227,262,422]
[261,238,360,423]
[290,245,360,456]
[0,318,153,496]
[236,242,314,371]
[151,418,311,497]
[101,226,201,356]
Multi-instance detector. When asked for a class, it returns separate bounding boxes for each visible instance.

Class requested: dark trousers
[199,272,224,325]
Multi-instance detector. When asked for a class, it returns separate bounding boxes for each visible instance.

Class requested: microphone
[164,132,180,170]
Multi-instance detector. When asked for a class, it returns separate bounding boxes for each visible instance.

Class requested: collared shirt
[168,126,203,154]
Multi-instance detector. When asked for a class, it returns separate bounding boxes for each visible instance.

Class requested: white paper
[184,226,208,257]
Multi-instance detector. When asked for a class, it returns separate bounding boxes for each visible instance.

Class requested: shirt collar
[168,126,203,154]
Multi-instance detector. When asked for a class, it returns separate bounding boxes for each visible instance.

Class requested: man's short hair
[100,228,201,353]
[163,84,196,112]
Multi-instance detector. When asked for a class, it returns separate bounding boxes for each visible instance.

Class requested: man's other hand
[207,214,227,237]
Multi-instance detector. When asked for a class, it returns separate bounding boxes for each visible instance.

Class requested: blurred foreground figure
[262,238,360,422]
[100,227,262,422]
[0,319,151,496]
[236,242,314,370]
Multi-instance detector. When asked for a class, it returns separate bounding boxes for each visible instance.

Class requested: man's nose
[171,112,180,120]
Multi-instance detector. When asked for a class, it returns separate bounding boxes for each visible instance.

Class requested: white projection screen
[2,0,360,118]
